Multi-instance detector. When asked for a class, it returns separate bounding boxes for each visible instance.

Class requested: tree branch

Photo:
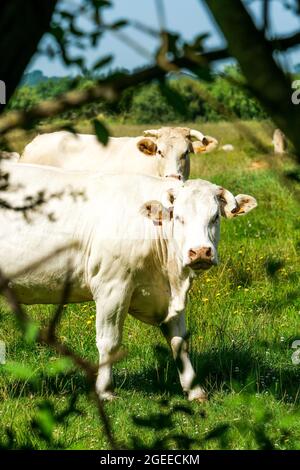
[0,55,203,135]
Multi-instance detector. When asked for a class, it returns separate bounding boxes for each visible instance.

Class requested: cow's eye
[175,215,184,224]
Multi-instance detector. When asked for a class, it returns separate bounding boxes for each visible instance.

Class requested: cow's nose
[165,174,181,180]
[188,247,213,264]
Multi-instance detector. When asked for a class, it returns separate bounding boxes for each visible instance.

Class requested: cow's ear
[191,136,218,154]
[232,194,257,216]
[140,200,173,225]
[191,140,206,154]
[137,138,157,156]
[217,187,257,218]
[217,187,238,218]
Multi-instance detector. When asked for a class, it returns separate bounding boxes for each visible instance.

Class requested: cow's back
[0,164,176,307]
[0,162,93,302]
[20,131,162,175]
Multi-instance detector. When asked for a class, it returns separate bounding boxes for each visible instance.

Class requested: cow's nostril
[188,247,213,264]
[205,247,212,258]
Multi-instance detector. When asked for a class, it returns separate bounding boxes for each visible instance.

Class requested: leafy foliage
[9,66,266,124]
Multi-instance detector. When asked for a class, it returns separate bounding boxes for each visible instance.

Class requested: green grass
[1,120,300,449]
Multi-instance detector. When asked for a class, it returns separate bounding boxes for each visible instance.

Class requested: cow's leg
[94,284,130,400]
[160,313,207,402]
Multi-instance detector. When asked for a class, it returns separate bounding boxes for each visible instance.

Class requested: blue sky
[27,0,300,76]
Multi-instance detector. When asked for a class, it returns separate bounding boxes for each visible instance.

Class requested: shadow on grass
[2,342,300,404]
[114,344,300,404]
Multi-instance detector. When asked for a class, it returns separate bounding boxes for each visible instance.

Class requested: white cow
[0,162,256,401]
[20,127,218,181]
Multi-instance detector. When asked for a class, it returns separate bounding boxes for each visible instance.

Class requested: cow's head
[136,127,218,181]
[141,179,257,271]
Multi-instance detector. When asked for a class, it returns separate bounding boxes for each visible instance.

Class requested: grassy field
[0,120,300,450]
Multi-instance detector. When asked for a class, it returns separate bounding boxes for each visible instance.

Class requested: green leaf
[32,401,56,441]
[191,33,210,51]
[4,362,38,382]
[93,119,109,145]
[58,10,74,20]
[110,20,128,30]
[24,321,39,344]
[50,25,65,42]
[43,358,73,377]
[92,55,113,71]
[92,0,112,7]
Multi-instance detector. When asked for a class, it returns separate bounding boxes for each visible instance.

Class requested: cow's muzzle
[187,246,215,270]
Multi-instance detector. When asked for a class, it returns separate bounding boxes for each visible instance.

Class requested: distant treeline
[10,66,267,123]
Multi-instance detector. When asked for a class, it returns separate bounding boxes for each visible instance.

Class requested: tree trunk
[0,0,57,109]
[204,0,300,157]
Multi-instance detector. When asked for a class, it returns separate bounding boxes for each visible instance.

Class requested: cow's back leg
[94,281,131,400]
[160,313,207,402]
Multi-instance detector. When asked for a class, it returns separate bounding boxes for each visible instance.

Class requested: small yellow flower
[216,293,221,297]
[202,298,209,303]
[244,288,249,292]
[86,320,92,325]
[238,250,243,255]
[237,285,242,289]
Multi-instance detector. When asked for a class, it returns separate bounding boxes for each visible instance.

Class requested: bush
[129,83,181,124]
[9,66,267,123]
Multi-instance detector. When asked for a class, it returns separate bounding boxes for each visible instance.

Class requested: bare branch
[271,31,300,51]
[155,0,167,31]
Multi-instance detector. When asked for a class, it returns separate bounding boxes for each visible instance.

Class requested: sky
[27,0,300,77]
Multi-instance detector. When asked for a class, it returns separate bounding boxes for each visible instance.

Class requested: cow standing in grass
[19,127,218,181]
[0,162,256,401]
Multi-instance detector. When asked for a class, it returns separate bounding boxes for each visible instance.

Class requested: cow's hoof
[99,392,117,401]
[188,387,208,402]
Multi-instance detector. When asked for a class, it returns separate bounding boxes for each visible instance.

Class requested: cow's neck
[152,222,192,320]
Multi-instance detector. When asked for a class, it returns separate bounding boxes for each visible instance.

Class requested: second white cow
[0,162,256,401]
[19,127,218,181]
